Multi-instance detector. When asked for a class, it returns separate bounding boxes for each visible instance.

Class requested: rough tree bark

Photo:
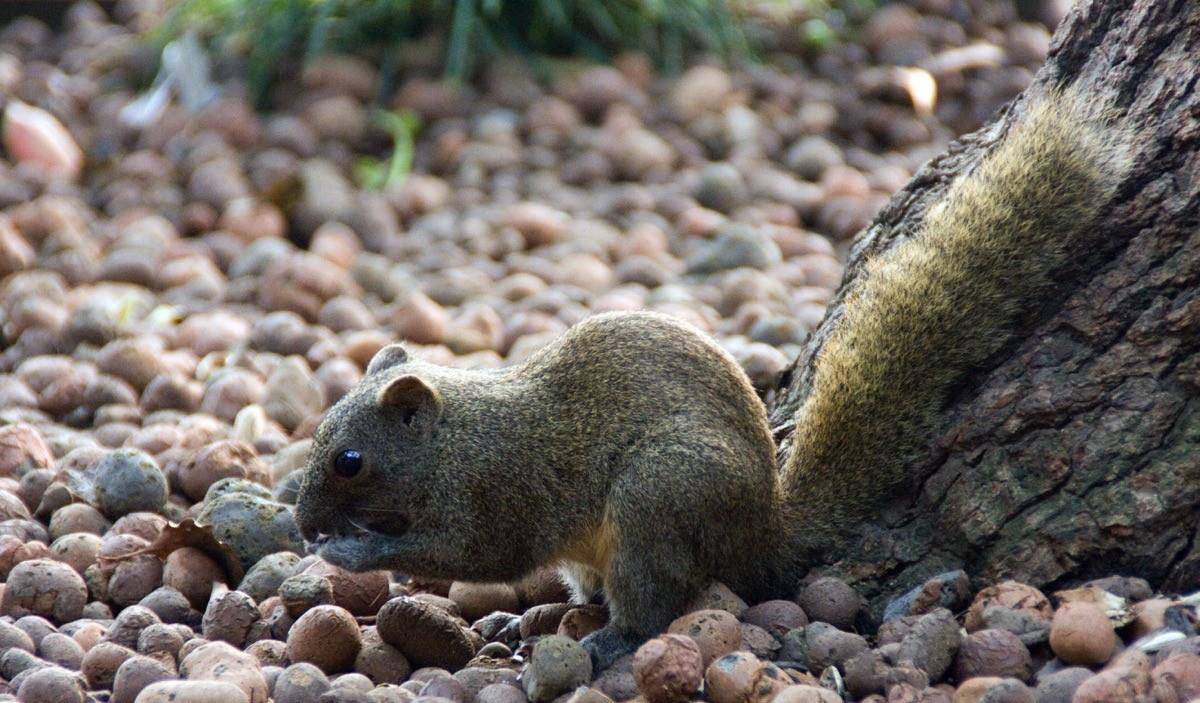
[769,0,1200,609]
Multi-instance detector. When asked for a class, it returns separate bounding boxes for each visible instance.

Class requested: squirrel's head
[294,343,453,574]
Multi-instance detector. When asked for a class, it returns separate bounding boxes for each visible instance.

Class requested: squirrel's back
[782,89,1132,550]
[523,311,770,430]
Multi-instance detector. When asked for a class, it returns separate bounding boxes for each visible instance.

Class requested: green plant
[804,0,880,47]
[354,108,421,191]
[156,0,754,101]
[746,0,881,51]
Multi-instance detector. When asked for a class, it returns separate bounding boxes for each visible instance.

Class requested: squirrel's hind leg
[582,436,755,670]
[581,544,708,671]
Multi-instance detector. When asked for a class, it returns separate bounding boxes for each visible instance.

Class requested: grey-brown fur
[295,311,788,667]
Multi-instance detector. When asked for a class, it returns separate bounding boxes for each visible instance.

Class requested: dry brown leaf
[107,518,245,583]
[1055,585,1134,627]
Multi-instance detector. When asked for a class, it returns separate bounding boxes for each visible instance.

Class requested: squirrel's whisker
[344,515,385,536]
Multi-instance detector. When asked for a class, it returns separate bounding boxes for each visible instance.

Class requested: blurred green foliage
[153,0,882,105]
[747,0,880,51]
[157,0,753,101]
[804,0,879,47]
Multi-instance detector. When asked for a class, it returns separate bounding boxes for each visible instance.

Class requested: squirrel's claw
[580,626,642,673]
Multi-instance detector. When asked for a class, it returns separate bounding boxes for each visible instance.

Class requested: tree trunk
[769,0,1200,610]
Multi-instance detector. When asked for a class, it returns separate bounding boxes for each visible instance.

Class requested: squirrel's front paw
[580,626,642,672]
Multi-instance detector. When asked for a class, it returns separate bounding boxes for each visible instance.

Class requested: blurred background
[0,0,1069,428]
[0,3,1138,702]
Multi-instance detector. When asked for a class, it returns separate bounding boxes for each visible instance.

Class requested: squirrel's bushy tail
[781,89,1131,548]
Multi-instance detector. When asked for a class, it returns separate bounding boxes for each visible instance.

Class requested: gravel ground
[1,1,1196,703]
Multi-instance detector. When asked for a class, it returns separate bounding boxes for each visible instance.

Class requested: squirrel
[294,88,1131,669]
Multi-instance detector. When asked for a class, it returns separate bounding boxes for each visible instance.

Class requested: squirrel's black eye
[333,449,363,478]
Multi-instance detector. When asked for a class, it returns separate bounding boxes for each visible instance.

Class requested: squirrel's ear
[376,374,442,432]
[366,344,409,375]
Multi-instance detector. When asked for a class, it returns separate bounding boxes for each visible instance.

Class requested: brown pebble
[964,583,1051,633]
[703,651,790,703]
[563,687,613,703]
[281,572,336,617]
[772,685,842,703]
[203,589,264,647]
[952,677,1005,703]
[1,558,88,623]
[70,621,107,652]
[136,680,252,703]
[389,292,449,346]
[111,655,175,703]
[48,503,110,538]
[82,641,137,690]
[1073,652,1151,702]
[740,623,781,661]
[304,561,391,616]
[275,662,332,703]
[105,609,162,656]
[667,609,742,667]
[355,626,412,685]
[895,608,962,682]
[796,577,860,631]
[178,440,270,502]
[520,603,572,639]
[111,512,169,542]
[0,618,35,652]
[452,666,519,701]
[163,547,227,609]
[39,631,85,669]
[287,604,363,674]
[378,596,478,670]
[687,583,747,618]
[1151,652,1200,700]
[179,640,269,703]
[16,665,86,703]
[632,635,703,703]
[506,202,569,248]
[742,600,809,639]
[245,639,288,667]
[108,554,164,608]
[803,622,870,673]
[448,582,520,623]
[953,629,1032,682]
[0,424,55,476]
[14,614,54,645]
[420,671,468,703]
[137,623,187,659]
[31,503,78,548]
[557,605,607,641]
[1048,602,1115,665]
[476,683,529,703]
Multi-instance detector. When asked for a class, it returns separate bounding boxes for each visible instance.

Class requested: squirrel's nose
[293,473,328,542]
[296,512,320,542]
